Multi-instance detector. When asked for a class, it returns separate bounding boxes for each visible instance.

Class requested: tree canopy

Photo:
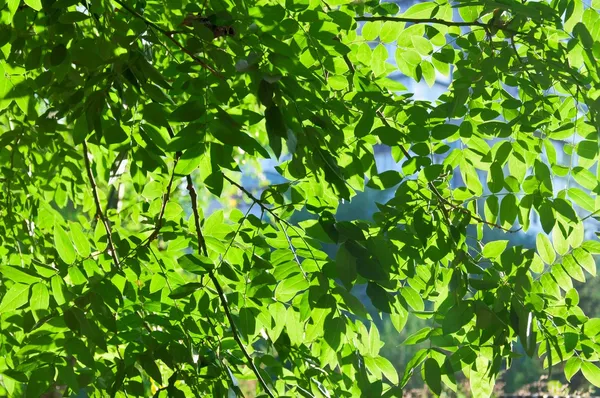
[1,0,600,396]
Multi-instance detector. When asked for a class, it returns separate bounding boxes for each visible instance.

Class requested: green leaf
[170,101,204,122]
[178,254,214,274]
[149,274,167,294]
[324,315,345,350]
[484,195,499,224]
[572,167,598,190]
[500,194,518,229]
[0,265,40,284]
[68,266,87,285]
[367,170,402,190]
[569,221,585,248]
[573,248,596,276]
[276,274,309,302]
[566,288,580,306]
[59,12,89,24]
[24,0,42,11]
[380,21,401,43]
[563,254,586,282]
[69,222,91,258]
[174,143,205,175]
[574,22,594,48]
[373,126,402,146]
[140,354,162,384]
[583,240,600,253]
[356,43,372,65]
[423,358,442,396]
[565,357,582,381]
[482,240,508,259]
[168,283,202,299]
[570,187,596,211]
[0,283,30,313]
[470,358,495,398]
[362,21,382,41]
[51,275,66,306]
[26,366,54,398]
[421,60,436,87]
[536,234,556,265]
[401,285,424,311]
[402,2,438,18]
[54,223,77,265]
[367,324,381,356]
[459,4,482,22]
[30,282,49,320]
[401,349,428,387]
[412,36,433,55]
[104,121,128,145]
[335,244,357,290]
[402,327,432,345]
[257,80,275,106]
[372,44,389,77]
[65,337,95,368]
[431,124,459,141]
[355,110,375,137]
[391,301,409,333]
[582,361,600,387]
[367,282,392,313]
[265,105,286,158]
[238,307,257,339]
[554,198,578,224]
[552,223,570,256]
[375,356,399,385]
[538,201,556,234]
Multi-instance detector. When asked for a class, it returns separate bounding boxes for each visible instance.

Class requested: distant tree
[1,0,600,397]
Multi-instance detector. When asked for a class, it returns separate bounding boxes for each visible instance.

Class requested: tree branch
[82,141,121,269]
[355,15,522,36]
[355,15,489,29]
[112,0,221,77]
[186,175,275,398]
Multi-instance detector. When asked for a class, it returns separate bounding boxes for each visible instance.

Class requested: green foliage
[1,0,600,396]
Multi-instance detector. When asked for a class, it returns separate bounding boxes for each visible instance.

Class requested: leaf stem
[186,174,275,398]
[82,141,121,269]
[149,151,182,243]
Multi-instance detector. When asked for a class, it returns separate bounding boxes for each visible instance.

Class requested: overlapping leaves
[0,0,600,396]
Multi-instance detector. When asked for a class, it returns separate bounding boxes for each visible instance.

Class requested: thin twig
[355,15,489,28]
[186,175,207,255]
[6,134,19,221]
[222,174,274,217]
[112,0,221,77]
[5,133,25,265]
[82,141,121,269]
[149,152,182,243]
[216,202,256,270]
[186,175,275,398]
